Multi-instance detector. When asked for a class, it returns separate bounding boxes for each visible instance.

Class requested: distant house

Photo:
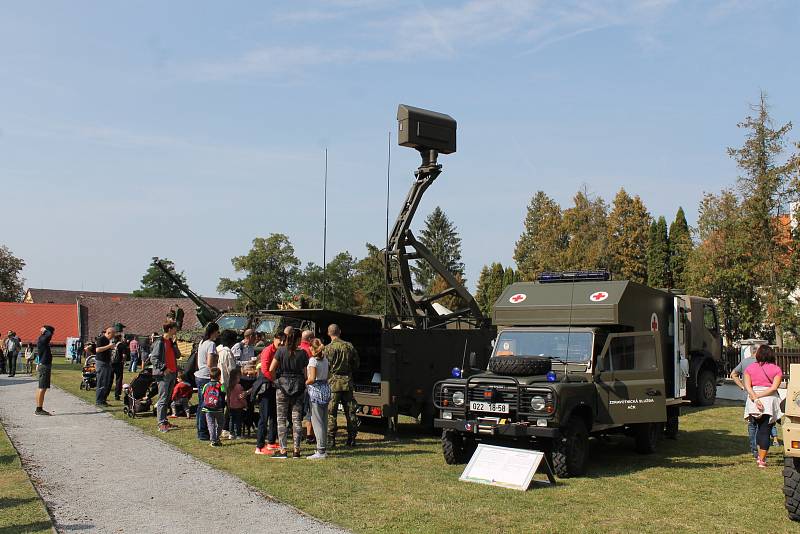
[23,288,236,341]
[0,302,79,345]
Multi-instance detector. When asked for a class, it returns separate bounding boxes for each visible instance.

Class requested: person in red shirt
[255,333,284,455]
[152,321,181,432]
[170,379,194,418]
[299,330,314,358]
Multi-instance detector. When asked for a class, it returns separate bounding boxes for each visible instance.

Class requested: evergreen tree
[514,191,566,280]
[218,233,300,308]
[132,258,188,298]
[475,263,518,316]
[0,245,25,302]
[429,272,469,312]
[353,243,388,316]
[668,207,692,289]
[727,92,795,344]
[646,217,670,288]
[411,206,465,294]
[561,189,609,271]
[606,189,651,283]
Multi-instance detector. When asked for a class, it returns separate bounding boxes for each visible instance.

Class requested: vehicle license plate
[469,401,510,413]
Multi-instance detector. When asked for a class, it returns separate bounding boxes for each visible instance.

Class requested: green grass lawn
[50,360,793,533]
[0,421,53,534]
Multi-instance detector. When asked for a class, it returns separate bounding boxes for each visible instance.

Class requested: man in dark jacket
[111,324,129,400]
[35,325,55,416]
[94,326,117,406]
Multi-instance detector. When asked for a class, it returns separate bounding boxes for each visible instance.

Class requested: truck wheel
[488,356,551,376]
[442,430,470,465]
[634,422,661,454]
[692,370,716,407]
[552,419,589,478]
[784,457,800,521]
[664,414,679,440]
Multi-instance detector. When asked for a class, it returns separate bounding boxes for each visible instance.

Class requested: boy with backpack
[201,367,226,447]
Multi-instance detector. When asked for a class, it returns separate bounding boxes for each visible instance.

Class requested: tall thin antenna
[384,130,391,319]
[322,148,328,309]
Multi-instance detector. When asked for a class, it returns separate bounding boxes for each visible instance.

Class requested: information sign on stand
[459,444,555,491]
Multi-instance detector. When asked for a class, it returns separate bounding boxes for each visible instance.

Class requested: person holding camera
[35,325,55,416]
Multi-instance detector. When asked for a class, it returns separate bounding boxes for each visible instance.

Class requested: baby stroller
[79,356,97,390]
[122,368,158,418]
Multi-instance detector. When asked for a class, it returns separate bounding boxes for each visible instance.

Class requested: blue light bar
[537,270,611,283]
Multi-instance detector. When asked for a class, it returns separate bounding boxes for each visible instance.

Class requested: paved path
[0,375,347,534]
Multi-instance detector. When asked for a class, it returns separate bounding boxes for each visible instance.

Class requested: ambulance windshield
[492,331,593,363]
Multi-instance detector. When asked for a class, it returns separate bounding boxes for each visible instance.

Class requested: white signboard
[459,444,549,491]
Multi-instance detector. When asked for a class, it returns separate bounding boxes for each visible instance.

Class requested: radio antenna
[563,274,576,382]
[384,130,391,320]
[322,148,328,309]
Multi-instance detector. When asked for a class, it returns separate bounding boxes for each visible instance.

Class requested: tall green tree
[514,191,567,280]
[668,207,692,289]
[646,216,670,288]
[0,245,25,302]
[727,92,795,344]
[688,191,762,341]
[132,258,188,298]
[218,233,300,308]
[353,243,388,316]
[561,189,609,270]
[475,263,519,316]
[411,206,465,294]
[607,189,651,283]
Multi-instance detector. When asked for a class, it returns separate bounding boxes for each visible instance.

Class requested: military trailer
[433,271,723,477]
[783,363,800,521]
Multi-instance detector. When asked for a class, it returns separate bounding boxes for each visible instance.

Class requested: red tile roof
[0,302,79,344]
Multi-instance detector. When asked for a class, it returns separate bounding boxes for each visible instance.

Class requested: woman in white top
[195,322,219,441]
[305,338,331,459]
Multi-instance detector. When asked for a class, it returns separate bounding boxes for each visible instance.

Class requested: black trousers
[112,362,124,399]
[753,415,775,451]
[7,352,16,376]
[95,360,112,404]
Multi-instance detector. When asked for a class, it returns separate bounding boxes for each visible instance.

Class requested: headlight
[452,391,465,407]
[530,395,546,411]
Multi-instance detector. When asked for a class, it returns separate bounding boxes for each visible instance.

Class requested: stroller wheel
[79,382,85,390]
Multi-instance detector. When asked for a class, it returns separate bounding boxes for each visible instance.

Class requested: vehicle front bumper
[434,418,561,439]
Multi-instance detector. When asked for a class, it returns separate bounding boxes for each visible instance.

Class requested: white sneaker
[220,430,231,439]
[306,451,327,460]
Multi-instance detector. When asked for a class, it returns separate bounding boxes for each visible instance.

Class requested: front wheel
[552,419,589,478]
[442,430,475,465]
[692,370,716,407]
[784,457,800,521]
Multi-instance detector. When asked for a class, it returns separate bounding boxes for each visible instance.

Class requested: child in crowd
[201,367,226,447]
[170,378,194,419]
[227,368,246,439]
[24,343,36,375]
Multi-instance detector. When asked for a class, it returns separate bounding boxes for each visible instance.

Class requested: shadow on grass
[0,454,18,465]
[0,496,39,509]
[0,521,55,534]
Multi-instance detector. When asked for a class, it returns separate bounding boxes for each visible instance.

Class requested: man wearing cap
[35,325,55,415]
[232,329,256,367]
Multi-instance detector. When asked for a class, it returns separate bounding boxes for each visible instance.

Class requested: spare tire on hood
[488,356,552,376]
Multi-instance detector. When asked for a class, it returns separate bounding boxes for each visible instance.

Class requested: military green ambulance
[433,271,722,477]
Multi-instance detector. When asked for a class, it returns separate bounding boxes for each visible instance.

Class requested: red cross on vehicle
[509,293,526,303]
[591,292,607,301]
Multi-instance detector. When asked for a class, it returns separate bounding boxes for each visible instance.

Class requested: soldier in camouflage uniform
[323,324,359,447]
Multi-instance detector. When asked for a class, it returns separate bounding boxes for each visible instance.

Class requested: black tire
[634,422,661,454]
[552,418,589,478]
[79,382,85,391]
[692,369,716,407]
[442,430,473,465]
[784,457,800,521]
[664,407,679,440]
[488,356,551,377]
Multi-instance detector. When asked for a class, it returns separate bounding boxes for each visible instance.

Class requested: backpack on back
[203,382,224,410]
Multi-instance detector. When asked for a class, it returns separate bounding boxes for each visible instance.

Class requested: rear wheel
[784,457,800,521]
[692,369,716,407]
[664,407,679,439]
[634,422,661,453]
[552,419,589,478]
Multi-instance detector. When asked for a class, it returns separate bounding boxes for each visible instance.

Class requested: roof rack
[537,270,611,283]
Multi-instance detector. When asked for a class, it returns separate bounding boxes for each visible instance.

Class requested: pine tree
[647,217,670,288]
[411,206,465,294]
[668,207,692,289]
[561,189,609,270]
[353,243,388,316]
[132,258,188,298]
[514,191,566,280]
[607,189,651,283]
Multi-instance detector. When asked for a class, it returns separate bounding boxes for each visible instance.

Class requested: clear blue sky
[2,1,798,296]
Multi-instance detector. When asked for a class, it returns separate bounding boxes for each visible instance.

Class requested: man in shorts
[35,325,55,416]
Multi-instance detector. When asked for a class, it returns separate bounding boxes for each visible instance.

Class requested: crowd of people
[1,331,37,377]
[145,319,358,460]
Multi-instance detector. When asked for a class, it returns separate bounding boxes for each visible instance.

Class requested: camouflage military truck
[784,363,800,521]
[433,271,723,477]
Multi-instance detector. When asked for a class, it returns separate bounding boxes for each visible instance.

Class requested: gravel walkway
[0,374,347,534]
